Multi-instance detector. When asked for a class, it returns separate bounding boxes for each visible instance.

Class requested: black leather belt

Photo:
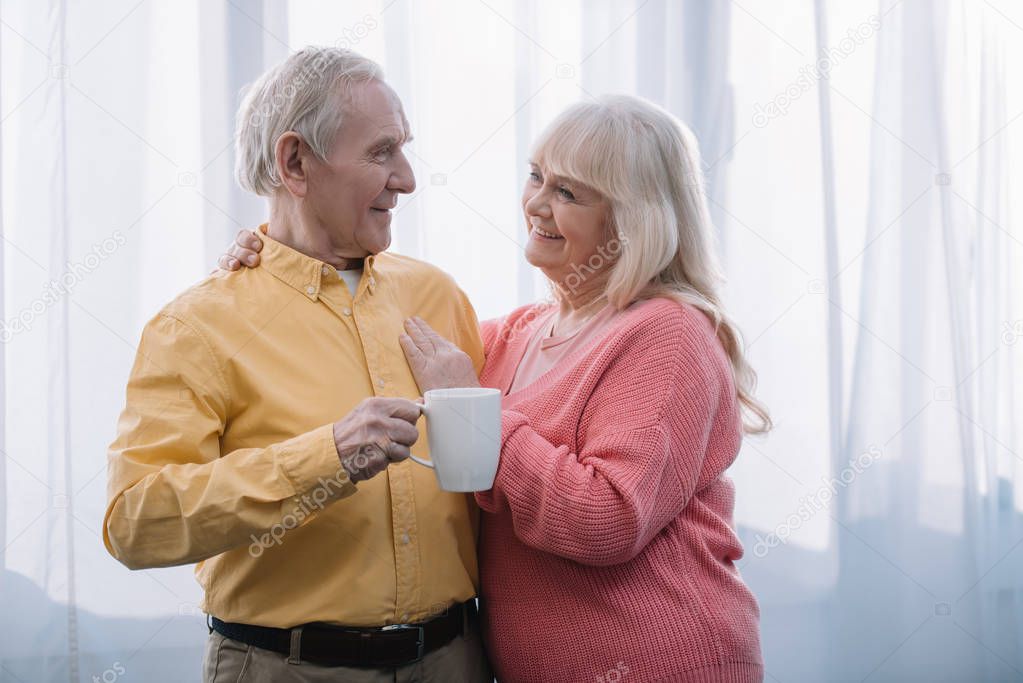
[210,600,475,669]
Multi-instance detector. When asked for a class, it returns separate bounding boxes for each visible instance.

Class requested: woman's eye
[557,186,575,200]
[528,171,541,182]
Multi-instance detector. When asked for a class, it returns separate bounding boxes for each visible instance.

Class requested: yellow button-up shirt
[104,228,484,628]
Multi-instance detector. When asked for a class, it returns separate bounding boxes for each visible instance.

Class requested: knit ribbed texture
[475,298,763,683]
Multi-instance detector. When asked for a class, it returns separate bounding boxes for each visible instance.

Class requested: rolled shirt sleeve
[104,313,355,570]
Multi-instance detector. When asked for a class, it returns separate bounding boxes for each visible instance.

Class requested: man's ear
[274,131,309,198]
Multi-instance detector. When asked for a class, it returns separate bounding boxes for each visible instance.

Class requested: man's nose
[388,151,416,194]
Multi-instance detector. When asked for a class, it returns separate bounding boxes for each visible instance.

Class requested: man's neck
[267,206,366,270]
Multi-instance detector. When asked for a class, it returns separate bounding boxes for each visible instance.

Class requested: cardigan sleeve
[475,306,731,566]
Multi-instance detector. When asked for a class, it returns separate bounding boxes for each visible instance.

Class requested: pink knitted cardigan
[475,298,763,683]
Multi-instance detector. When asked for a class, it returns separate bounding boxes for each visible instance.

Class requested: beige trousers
[202,629,493,683]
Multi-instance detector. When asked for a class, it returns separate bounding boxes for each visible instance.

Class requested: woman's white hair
[235,46,384,196]
[532,95,772,434]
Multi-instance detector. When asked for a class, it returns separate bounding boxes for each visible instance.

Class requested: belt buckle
[380,623,425,662]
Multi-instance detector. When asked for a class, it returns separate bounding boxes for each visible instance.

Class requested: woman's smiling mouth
[531,226,563,240]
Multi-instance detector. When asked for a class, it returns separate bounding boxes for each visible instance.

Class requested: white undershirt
[337,268,363,297]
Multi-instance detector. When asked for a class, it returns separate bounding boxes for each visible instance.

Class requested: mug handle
[408,402,434,468]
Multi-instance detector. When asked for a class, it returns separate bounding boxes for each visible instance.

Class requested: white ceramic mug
[409,387,501,492]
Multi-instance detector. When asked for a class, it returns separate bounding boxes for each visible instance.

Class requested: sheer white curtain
[2,1,1021,681]
[721,1,1023,680]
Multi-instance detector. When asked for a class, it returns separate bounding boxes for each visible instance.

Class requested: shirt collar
[255,223,378,301]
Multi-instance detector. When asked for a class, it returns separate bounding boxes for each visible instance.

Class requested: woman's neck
[553,291,609,336]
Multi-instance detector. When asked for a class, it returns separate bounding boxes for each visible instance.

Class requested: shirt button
[376,378,385,389]
[401,613,409,622]
[321,265,330,276]
[342,307,352,316]
[401,533,410,544]
[369,277,376,286]
[306,285,315,295]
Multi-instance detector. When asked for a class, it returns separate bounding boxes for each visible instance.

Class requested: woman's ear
[274,131,308,198]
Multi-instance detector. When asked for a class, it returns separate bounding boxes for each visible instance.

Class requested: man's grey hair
[234,46,385,196]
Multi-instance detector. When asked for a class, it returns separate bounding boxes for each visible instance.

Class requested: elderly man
[104,47,491,682]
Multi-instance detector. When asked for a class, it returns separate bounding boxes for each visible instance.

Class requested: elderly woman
[226,95,768,682]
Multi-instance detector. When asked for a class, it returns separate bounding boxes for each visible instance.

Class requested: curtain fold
[0,8,7,680]
[812,0,845,512]
[835,1,1020,679]
[48,1,79,680]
